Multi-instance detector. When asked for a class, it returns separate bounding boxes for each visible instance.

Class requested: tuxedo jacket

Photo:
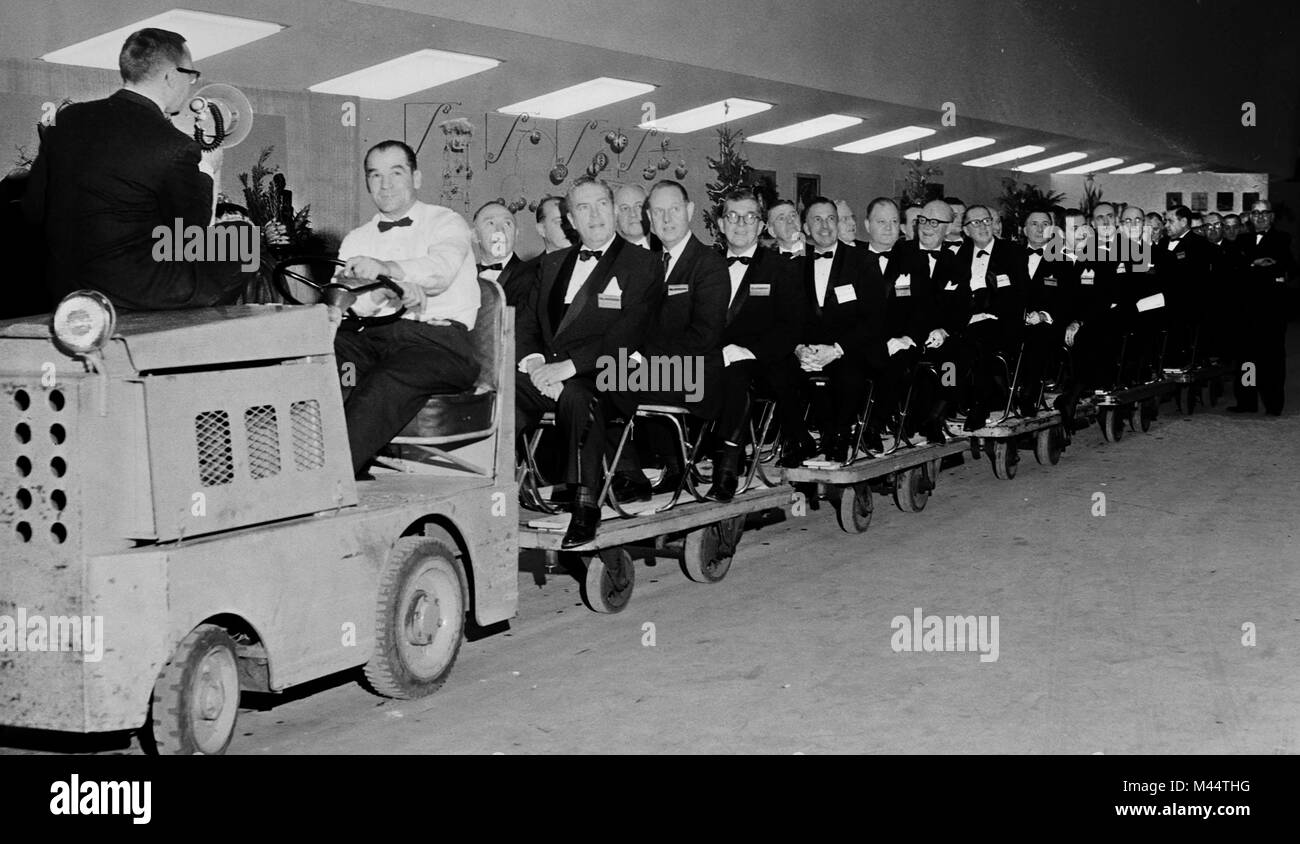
[490,253,540,308]
[1021,243,1077,327]
[1239,229,1295,319]
[955,238,1028,327]
[22,89,238,310]
[721,247,804,365]
[800,242,885,366]
[517,236,662,376]
[888,240,964,342]
[1151,233,1213,320]
[1109,235,1166,330]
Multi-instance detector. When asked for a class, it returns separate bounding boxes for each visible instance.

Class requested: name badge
[1277,276,1286,284]
[834,284,857,303]
[996,273,1011,288]
[1044,276,1058,287]
[894,274,912,297]
[667,284,689,296]
[1176,252,1186,260]
[598,293,622,309]
[749,283,771,296]
[1081,269,1095,285]
[1116,264,1127,274]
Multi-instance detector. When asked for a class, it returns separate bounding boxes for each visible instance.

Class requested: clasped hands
[524,357,576,401]
[796,343,842,371]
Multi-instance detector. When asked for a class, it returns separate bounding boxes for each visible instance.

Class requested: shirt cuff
[518,353,544,374]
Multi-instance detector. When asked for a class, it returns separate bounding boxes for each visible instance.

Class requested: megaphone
[172,83,253,150]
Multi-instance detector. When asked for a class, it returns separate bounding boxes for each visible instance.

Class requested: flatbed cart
[519,484,794,614]
[779,438,968,534]
[1165,362,1230,415]
[1092,377,1178,442]
[964,394,1099,480]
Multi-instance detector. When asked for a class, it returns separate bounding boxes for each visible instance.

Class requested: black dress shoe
[778,433,818,468]
[861,428,884,455]
[963,411,988,432]
[548,485,575,510]
[650,468,683,495]
[562,504,601,549]
[707,446,741,502]
[611,471,653,502]
[921,419,948,445]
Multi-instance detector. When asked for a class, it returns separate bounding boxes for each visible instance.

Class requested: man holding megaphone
[22,27,248,310]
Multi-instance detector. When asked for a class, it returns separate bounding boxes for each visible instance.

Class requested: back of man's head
[119,28,187,84]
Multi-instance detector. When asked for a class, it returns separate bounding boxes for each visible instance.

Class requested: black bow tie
[923,249,941,256]
[377,216,413,232]
[578,249,603,261]
[814,251,834,260]
[727,255,752,266]
[1029,249,1044,257]
[976,249,989,258]
[478,263,504,272]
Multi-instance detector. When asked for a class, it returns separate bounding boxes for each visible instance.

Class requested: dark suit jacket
[1152,233,1213,323]
[801,241,886,367]
[955,238,1027,328]
[1240,230,1295,319]
[641,236,728,415]
[516,236,662,376]
[22,89,238,310]
[489,253,540,309]
[877,241,940,345]
[721,247,804,364]
[1022,243,1077,327]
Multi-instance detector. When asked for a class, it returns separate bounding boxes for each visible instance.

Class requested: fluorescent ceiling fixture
[834,126,935,154]
[310,49,499,99]
[905,136,996,161]
[1014,152,1087,173]
[500,77,656,120]
[1110,162,1156,174]
[962,145,1046,167]
[639,98,771,133]
[1154,167,1183,175]
[748,114,862,145]
[41,9,283,68]
[1057,157,1124,175]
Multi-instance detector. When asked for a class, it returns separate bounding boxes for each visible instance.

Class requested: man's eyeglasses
[722,211,761,226]
[1204,223,1223,230]
[964,218,993,229]
[1249,210,1272,217]
[916,217,951,229]
[175,66,202,85]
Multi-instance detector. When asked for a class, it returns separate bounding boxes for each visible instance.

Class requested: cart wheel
[834,482,874,534]
[364,536,466,699]
[581,547,635,613]
[1099,408,1123,442]
[1034,426,1062,466]
[1140,399,1155,432]
[148,623,241,755]
[892,467,931,512]
[990,440,1018,479]
[681,515,745,583]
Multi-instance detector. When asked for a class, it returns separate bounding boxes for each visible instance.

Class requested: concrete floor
[5,327,1299,755]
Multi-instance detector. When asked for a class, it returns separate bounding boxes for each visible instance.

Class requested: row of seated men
[499,177,1294,549]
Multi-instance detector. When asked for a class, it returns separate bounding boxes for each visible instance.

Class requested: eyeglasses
[916,217,951,229]
[1204,223,1223,230]
[1249,210,1272,217]
[964,218,993,228]
[175,66,202,85]
[722,211,761,225]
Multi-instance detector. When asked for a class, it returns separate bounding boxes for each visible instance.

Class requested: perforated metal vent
[244,405,281,480]
[290,400,325,471]
[195,410,234,487]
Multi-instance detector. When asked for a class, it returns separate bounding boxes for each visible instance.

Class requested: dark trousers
[714,356,808,447]
[873,347,935,433]
[802,354,872,439]
[517,375,612,490]
[1234,319,1287,413]
[335,319,479,476]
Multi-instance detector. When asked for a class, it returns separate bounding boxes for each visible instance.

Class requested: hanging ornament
[528,130,542,145]
[549,161,569,185]
[642,165,657,180]
[611,132,629,153]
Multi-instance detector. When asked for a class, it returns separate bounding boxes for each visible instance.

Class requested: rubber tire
[1100,408,1123,442]
[1034,426,1062,466]
[148,623,241,756]
[990,440,1018,480]
[1140,400,1155,432]
[892,466,931,513]
[681,515,745,583]
[834,482,874,534]
[581,547,635,613]
[364,536,466,699]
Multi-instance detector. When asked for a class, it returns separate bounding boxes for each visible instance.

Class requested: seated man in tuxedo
[1153,205,1213,367]
[535,195,574,254]
[515,176,662,548]
[709,188,807,498]
[955,204,1033,424]
[1112,204,1167,384]
[1020,209,1075,420]
[473,200,537,307]
[796,197,885,462]
[766,199,806,257]
[608,180,728,497]
[872,198,953,444]
[332,140,481,478]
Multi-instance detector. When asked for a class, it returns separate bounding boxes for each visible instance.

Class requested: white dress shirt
[812,241,838,306]
[726,244,758,305]
[565,235,617,303]
[338,200,480,329]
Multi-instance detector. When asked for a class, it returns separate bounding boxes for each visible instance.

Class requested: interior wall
[1050,173,1269,217]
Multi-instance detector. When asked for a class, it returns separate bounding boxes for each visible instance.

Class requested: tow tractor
[0,268,517,755]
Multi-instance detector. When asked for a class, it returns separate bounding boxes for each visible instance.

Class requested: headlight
[52,290,117,355]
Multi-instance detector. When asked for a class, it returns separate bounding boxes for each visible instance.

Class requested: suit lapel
[541,249,578,340]
[555,237,624,339]
[727,252,757,325]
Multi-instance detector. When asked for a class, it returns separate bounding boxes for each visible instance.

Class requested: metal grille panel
[244,405,281,480]
[195,410,234,487]
[290,400,325,471]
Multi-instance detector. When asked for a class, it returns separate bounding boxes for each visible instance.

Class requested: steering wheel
[272,257,407,325]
